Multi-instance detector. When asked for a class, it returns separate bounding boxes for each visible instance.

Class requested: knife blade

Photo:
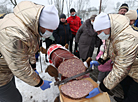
[54,68,93,86]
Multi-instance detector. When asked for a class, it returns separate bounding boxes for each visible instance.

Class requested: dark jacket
[75,19,101,60]
[53,21,72,46]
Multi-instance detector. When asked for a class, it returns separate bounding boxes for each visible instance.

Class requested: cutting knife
[54,66,93,86]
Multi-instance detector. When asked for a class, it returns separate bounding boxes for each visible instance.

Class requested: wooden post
[99,0,102,14]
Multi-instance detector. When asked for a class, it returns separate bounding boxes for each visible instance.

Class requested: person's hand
[35,70,39,75]
[86,88,101,98]
[90,61,100,68]
[40,80,52,90]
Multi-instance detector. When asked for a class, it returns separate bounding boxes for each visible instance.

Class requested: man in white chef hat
[0,1,59,102]
[86,12,138,102]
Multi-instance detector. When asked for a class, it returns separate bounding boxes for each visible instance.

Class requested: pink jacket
[96,50,113,72]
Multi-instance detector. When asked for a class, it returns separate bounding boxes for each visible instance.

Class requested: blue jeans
[0,77,22,102]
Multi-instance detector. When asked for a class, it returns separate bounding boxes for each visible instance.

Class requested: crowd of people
[0,1,138,102]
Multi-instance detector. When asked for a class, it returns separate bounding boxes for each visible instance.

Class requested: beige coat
[100,14,138,90]
[0,1,44,87]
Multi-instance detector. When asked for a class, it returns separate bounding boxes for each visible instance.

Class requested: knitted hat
[119,3,129,11]
[93,12,110,32]
[39,4,59,30]
[70,8,76,13]
[60,14,66,19]
[125,10,137,20]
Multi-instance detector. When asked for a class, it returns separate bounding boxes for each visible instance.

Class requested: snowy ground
[15,42,60,102]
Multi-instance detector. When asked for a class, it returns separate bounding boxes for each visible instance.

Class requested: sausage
[60,79,94,99]
[58,59,86,78]
[50,49,76,68]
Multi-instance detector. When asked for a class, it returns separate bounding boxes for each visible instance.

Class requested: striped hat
[119,3,129,11]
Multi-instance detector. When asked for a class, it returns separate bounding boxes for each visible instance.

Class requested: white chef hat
[93,12,111,31]
[39,4,59,30]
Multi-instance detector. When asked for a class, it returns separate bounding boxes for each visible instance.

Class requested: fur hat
[119,3,129,11]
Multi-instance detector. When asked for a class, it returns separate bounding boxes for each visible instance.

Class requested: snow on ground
[15,42,59,102]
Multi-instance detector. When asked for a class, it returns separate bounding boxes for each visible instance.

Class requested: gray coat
[75,19,101,60]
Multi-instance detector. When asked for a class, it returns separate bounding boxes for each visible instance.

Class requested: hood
[13,1,44,35]
[109,14,130,39]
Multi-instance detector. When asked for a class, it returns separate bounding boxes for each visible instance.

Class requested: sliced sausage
[58,59,86,78]
[60,79,94,99]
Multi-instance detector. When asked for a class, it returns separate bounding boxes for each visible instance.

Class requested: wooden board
[59,78,110,102]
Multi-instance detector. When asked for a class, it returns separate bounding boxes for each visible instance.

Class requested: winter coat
[75,19,101,60]
[67,15,81,35]
[0,1,44,87]
[53,21,72,46]
[98,14,138,90]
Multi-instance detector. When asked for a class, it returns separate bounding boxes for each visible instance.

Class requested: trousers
[0,77,22,102]
[120,76,138,102]
[69,34,78,53]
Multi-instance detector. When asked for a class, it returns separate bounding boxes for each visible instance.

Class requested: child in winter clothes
[96,40,113,83]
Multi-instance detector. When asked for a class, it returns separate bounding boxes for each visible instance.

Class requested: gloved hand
[90,61,100,68]
[35,70,39,75]
[86,88,101,98]
[40,80,52,90]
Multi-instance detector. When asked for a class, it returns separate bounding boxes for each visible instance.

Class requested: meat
[50,49,76,68]
[60,79,94,99]
[58,59,86,78]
